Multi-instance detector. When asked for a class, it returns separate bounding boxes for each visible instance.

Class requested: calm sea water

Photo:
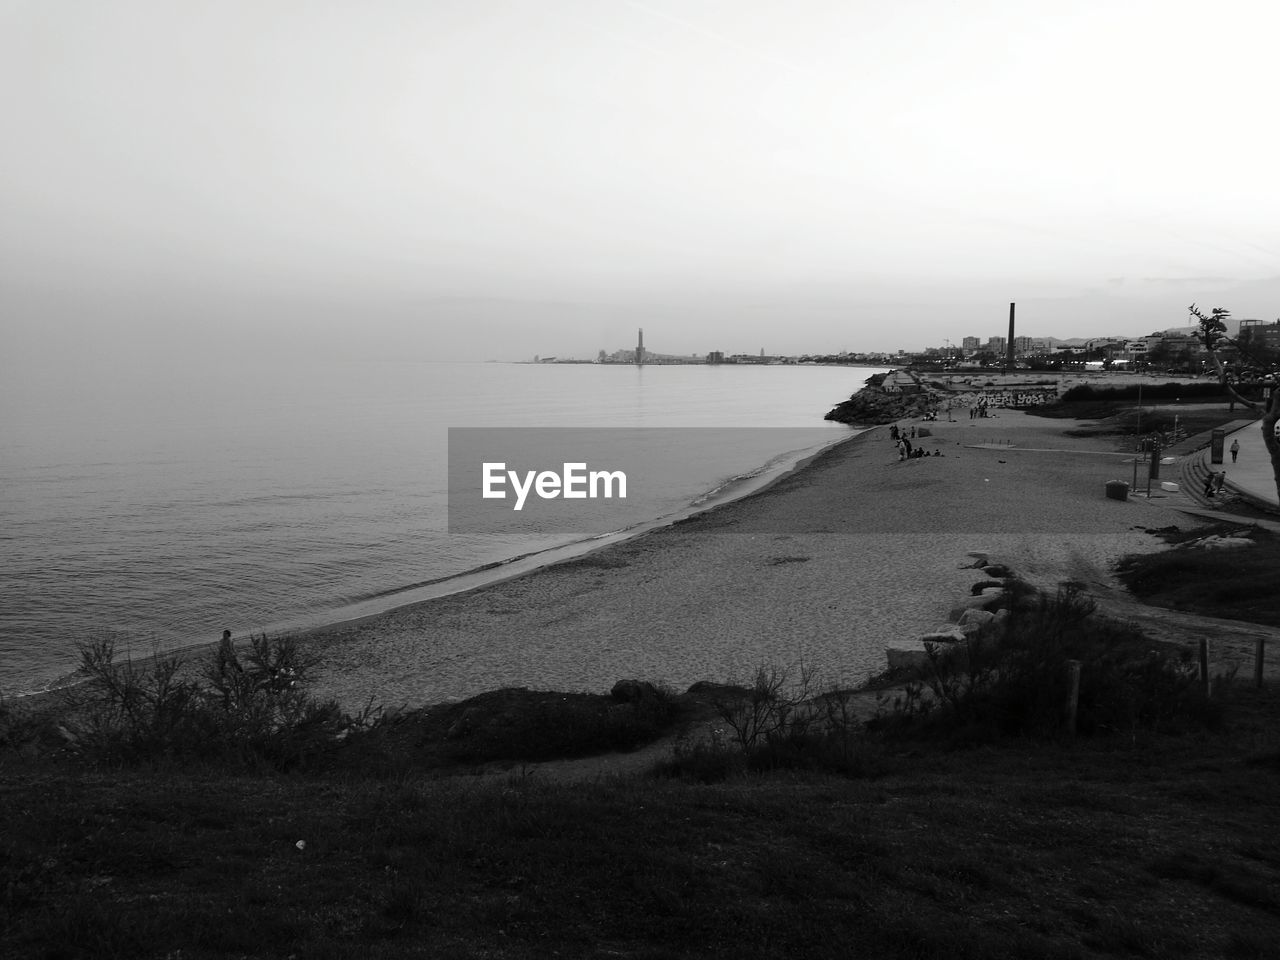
[0,359,885,694]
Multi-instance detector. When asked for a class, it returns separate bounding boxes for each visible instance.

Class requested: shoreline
[295,409,1200,713]
[18,427,863,703]
[289,425,862,636]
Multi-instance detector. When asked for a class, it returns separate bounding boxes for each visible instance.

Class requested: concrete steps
[1176,444,1270,512]
[1179,451,1219,506]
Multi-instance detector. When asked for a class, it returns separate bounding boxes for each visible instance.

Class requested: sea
[0,359,887,695]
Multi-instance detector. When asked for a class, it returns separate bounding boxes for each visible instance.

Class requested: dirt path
[996,538,1280,681]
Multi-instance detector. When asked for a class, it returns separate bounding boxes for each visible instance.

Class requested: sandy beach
[299,409,1210,712]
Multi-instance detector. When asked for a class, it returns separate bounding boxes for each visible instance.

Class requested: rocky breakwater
[824,372,937,425]
[884,552,1017,671]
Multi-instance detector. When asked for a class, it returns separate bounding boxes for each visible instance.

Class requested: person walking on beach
[1230,439,1240,463]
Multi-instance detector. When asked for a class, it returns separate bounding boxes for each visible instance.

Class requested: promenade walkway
[1220,420,1278,508]
[1168,417,1279,519]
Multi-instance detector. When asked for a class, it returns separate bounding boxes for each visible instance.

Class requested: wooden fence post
[1199,638,1210,696]
[1066,660,1082,735]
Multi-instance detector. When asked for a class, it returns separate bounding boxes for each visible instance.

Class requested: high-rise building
[961,336,981,351]
[987,336,1007,354]
[1240,319,1280,354]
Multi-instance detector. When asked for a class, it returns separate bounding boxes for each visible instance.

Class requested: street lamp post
[1132,382,1144,491]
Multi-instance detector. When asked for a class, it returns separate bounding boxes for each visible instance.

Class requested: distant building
[987,336,1007,354]
[1239,319,1280,354]
[961,336,981,351]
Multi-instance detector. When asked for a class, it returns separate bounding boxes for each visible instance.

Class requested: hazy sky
[4,0,1279,362]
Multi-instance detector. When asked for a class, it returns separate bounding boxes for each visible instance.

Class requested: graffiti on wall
[963,390,1058,408]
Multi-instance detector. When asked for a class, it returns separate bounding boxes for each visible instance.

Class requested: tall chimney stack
[1006,303,1016,372]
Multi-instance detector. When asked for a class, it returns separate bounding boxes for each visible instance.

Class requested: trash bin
[1105,480,1129,501]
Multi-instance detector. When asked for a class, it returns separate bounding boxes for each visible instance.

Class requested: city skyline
[553,312,1268,363]
[4,2,1279,370]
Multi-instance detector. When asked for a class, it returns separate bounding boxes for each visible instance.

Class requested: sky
[3,0,1279,364]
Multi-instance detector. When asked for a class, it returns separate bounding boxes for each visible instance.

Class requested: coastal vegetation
[1028,401,1245,443]
[4,582,1279,959]
[1115,522,1280,629]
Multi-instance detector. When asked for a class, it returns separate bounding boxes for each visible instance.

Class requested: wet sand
[301,409,1197,712]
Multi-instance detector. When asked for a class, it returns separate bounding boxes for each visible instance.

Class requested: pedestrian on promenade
[1230,439,1240,463]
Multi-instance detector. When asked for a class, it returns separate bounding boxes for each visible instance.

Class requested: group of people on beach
[968,400,992,420]
[889,424,942,461]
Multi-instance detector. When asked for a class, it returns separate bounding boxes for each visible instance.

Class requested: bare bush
[690,663,877,778]
[70,632,376,769]
[887,583,1221,740]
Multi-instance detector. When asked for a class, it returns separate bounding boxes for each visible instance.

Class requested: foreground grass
[4,687,1280,960]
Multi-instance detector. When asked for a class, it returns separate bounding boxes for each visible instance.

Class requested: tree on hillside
[1188,304,1280,504]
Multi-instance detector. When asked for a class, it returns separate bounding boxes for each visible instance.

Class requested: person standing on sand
[217,629,242,677]
[214,629,243,709]
[1231,439,1240,463]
